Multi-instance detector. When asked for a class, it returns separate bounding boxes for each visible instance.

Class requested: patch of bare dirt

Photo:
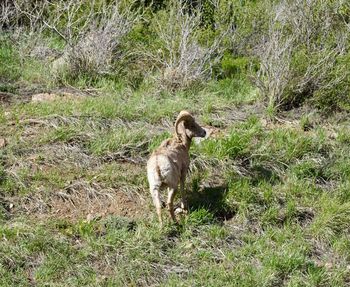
[9,182,148,222]
[0,92,12,104]
[48,187,147,221]
[0,91,30,105]
[2,133,150,221]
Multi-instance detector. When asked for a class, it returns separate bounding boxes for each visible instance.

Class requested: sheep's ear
[175,111,194,136]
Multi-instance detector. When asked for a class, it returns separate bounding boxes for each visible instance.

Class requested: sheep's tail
[155,157,162,179]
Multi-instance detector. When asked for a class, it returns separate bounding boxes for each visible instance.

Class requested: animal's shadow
[186,184,236,222]
[248,164,280,186]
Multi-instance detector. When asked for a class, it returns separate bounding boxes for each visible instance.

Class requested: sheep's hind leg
[167,187,177,223]
[179,176,188,214]
[151,187,163,226]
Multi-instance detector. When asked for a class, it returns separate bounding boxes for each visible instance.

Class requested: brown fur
[147,111,206,225]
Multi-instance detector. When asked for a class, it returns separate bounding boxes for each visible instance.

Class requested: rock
[31,92,78,103]
[31,93,58,103]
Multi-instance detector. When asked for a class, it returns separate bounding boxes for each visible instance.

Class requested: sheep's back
[147,153,181,189]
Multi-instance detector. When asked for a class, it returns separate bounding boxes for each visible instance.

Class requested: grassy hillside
[1,64,350,286]
[1,0,350,286]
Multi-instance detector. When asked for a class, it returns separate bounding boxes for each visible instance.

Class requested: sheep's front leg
[167,187,177,223]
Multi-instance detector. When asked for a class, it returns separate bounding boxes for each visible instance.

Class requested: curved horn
[175,110,194,137]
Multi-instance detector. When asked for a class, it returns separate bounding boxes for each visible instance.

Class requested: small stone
[261,118,268,127]
[183,243,194,249]
[86,213,94,222]
[0,138,7,148]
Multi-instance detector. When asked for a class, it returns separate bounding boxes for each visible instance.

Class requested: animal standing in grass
[147,111,206,225]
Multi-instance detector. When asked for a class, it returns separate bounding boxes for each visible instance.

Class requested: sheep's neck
[177,125,191,151]
[180,134,191,150]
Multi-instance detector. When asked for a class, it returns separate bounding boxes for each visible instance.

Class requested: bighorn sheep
[147,111,206,225]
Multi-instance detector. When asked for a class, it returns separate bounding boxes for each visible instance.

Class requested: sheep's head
[175,111,206,140]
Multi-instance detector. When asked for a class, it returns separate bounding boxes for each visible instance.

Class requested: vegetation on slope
[1,0,350,286]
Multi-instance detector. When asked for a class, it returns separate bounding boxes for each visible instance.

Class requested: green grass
[0,36,54,90]
[1,216,348,286]
[0,37,21,82]
[1,37,350,287]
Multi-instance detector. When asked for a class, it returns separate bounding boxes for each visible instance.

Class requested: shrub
[252,0,350,113]
[146,0,232,91]
[1,1,141,83]
[311,53,350,111]
[50,1,140,81]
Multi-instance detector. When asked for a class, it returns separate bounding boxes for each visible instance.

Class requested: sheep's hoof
[174,207,188,215]
[180,201,188,210]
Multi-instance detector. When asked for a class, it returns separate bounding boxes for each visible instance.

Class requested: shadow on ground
[249,164,281,186]
[187,184,236,222]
